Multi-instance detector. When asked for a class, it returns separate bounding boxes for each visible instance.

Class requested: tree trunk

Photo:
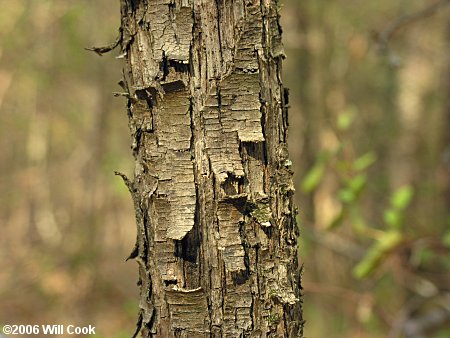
[118,0,303,336]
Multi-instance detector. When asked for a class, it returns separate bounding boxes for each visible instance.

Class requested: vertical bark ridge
[119,0,303,336]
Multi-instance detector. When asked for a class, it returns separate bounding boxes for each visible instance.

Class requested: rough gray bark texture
[117,0,303,336]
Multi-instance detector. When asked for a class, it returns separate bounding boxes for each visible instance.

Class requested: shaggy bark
[116,0,303,336]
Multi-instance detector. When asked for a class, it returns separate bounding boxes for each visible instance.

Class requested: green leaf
[301,162,326,193]
[348,174,367,193]
[338,188,355,203]
[353,152,377,171]
[383,209,402,229]
[337,106,358,131]
[352,230,403,279]
[390,185,414,210]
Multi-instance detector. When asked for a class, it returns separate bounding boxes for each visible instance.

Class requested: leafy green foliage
[337,106,358,131]
[286,0,449,336]
[352,230,402,279]
[338,174,368,204]
[353,152,377,171]
[390,185,414,210]
[383,209,402,229]
[303,111,417,283]
[301,152,329,193]
[383,185,414,229]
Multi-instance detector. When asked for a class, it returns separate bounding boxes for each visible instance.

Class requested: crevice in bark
[160,52,170,81]
[235,220,251,285]
[214,0,224,70]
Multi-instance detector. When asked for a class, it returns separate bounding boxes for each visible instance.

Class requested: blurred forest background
[0,0,449,337]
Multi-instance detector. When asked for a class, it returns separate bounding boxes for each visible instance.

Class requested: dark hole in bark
[261,226,272,238]
[168,60,190,73]
[238,177,247,194]
[129,0,140,11]
[175,226,199,263]
[135,89,147,100]
[163,279,177,286]
[160,55,190,82]
[175,184,201,266]
[135,88,156,110]
[222,176,237,195]
[242,142,267,164]
[244,201,256,215]
[232,269,250,285]
[222,174,246,198]
[162,80,185,93]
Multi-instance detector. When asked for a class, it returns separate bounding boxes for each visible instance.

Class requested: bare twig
[377,0,450,51]
[114,170,134,193]
[85,30,122,56]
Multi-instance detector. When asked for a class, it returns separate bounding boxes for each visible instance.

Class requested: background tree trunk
[119,0,303,336]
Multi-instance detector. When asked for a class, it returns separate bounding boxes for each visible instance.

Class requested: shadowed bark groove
[119,0,303,336]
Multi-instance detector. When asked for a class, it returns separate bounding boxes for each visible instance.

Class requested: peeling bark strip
[119,0,303,336]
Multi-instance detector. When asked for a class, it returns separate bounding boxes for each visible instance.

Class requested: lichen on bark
[117,0,303,336]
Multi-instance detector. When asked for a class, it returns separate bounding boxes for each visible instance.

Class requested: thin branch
[377,0,450,51]
[114,170,134,193]
[85,30,122,56]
